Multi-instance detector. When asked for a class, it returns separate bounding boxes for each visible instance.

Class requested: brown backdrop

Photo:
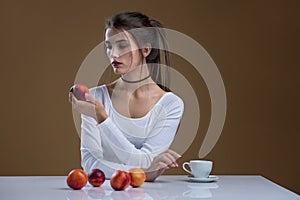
[0,0,299,194]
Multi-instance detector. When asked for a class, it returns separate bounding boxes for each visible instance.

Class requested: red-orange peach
[110,170,131,191]
[67,169,88,190]
[129,168,146,187]
[70,84,89,101]
[88,168,106,187]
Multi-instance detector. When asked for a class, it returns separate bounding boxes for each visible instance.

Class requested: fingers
[166,150,181,168]
[146,149,182,176]
[70,93,78,105]
[69,92,77,103]
[69,93,95,109]
[162,149,181,165]
[85,93,96,105]
[68,92,72,103]
[165,149,181,159]
[163,152,176,165]
[69,92,79,104]
[153,149,181,169]
[155,161,170,172]
[71,94,82,111]
[69,91,107,123]
[69,92,94,104]
[157,161,169,170]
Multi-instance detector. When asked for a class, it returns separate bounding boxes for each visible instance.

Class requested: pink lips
[112,61,122,67]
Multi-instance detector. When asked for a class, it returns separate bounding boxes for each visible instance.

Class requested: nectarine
[129,168,146,187]
[88,168,106,187]
[110,170,131,191]
[67,169,88,190]
[70,84,89,101]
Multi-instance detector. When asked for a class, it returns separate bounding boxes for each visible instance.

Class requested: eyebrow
[105,39,128,44]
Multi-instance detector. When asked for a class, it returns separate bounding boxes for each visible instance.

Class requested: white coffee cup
[182,160,213,178]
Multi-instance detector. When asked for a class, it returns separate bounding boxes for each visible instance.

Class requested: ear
[142,43,152,58]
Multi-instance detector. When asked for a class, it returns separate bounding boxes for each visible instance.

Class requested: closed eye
[118,44,129,49]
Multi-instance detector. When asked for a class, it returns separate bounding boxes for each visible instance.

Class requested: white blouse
[80,85,184,178]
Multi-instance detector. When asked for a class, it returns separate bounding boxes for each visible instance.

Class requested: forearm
[97,117,153,167]
[81,148,132,179]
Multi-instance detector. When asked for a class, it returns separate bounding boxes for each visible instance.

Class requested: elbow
[81,156,91,173]
[80,150,96,173]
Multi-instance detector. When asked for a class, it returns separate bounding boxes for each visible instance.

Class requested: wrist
[96,112,108,124]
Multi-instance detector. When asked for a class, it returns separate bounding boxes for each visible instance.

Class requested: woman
[69,12,184,181]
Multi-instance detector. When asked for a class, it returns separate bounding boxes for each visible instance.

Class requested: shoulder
[159,92,184,116]
[161,92,184,106]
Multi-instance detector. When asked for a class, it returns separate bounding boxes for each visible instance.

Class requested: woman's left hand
[144,149,181,182]
[69,92,108,123]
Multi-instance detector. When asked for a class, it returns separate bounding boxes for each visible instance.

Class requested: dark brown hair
[105,12,170,91]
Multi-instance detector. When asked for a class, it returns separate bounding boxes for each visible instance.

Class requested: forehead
[105,28,131,43]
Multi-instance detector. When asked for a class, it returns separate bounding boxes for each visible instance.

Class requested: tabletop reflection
[64,178,219,200]
[87,187,106,199]
[66,190,87,200]
[182,182,219,199]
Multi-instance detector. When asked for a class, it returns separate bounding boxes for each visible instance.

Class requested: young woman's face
[105,28,143,75]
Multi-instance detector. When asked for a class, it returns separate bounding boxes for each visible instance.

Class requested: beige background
[0,0,299,194]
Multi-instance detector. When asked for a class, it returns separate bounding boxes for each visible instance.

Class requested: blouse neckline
[102,85,171,121]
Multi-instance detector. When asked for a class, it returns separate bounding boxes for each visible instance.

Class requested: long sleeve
[80,86,184,177]
[95,93,184,168]
[80,115,136,178]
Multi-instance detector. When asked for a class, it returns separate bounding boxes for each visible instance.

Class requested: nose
[109,47,119,59]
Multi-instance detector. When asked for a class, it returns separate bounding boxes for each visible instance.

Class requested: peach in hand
[70,83,90,101]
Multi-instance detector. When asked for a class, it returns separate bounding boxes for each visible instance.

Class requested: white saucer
[188,175,219,182]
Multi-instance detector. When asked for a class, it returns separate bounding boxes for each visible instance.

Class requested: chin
[113,68,123,75]
[113,67,130,76]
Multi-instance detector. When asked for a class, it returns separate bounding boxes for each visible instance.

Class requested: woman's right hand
[144,149,181,182]
[69,92,108,123]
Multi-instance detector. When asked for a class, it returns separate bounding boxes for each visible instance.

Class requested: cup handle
[182,162,192,174]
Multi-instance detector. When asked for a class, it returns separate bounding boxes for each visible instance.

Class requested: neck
[121,64,151,84]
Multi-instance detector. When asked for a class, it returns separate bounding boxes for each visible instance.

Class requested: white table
[0,175,299,200]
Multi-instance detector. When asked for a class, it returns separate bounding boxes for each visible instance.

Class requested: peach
[110,170,131,191]
[88,168,106,187]
[70,84,89,101]
[67,169,88,190]
[129,168,146,187]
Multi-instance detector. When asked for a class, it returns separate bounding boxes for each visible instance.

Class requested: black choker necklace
[121,74,151,83]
